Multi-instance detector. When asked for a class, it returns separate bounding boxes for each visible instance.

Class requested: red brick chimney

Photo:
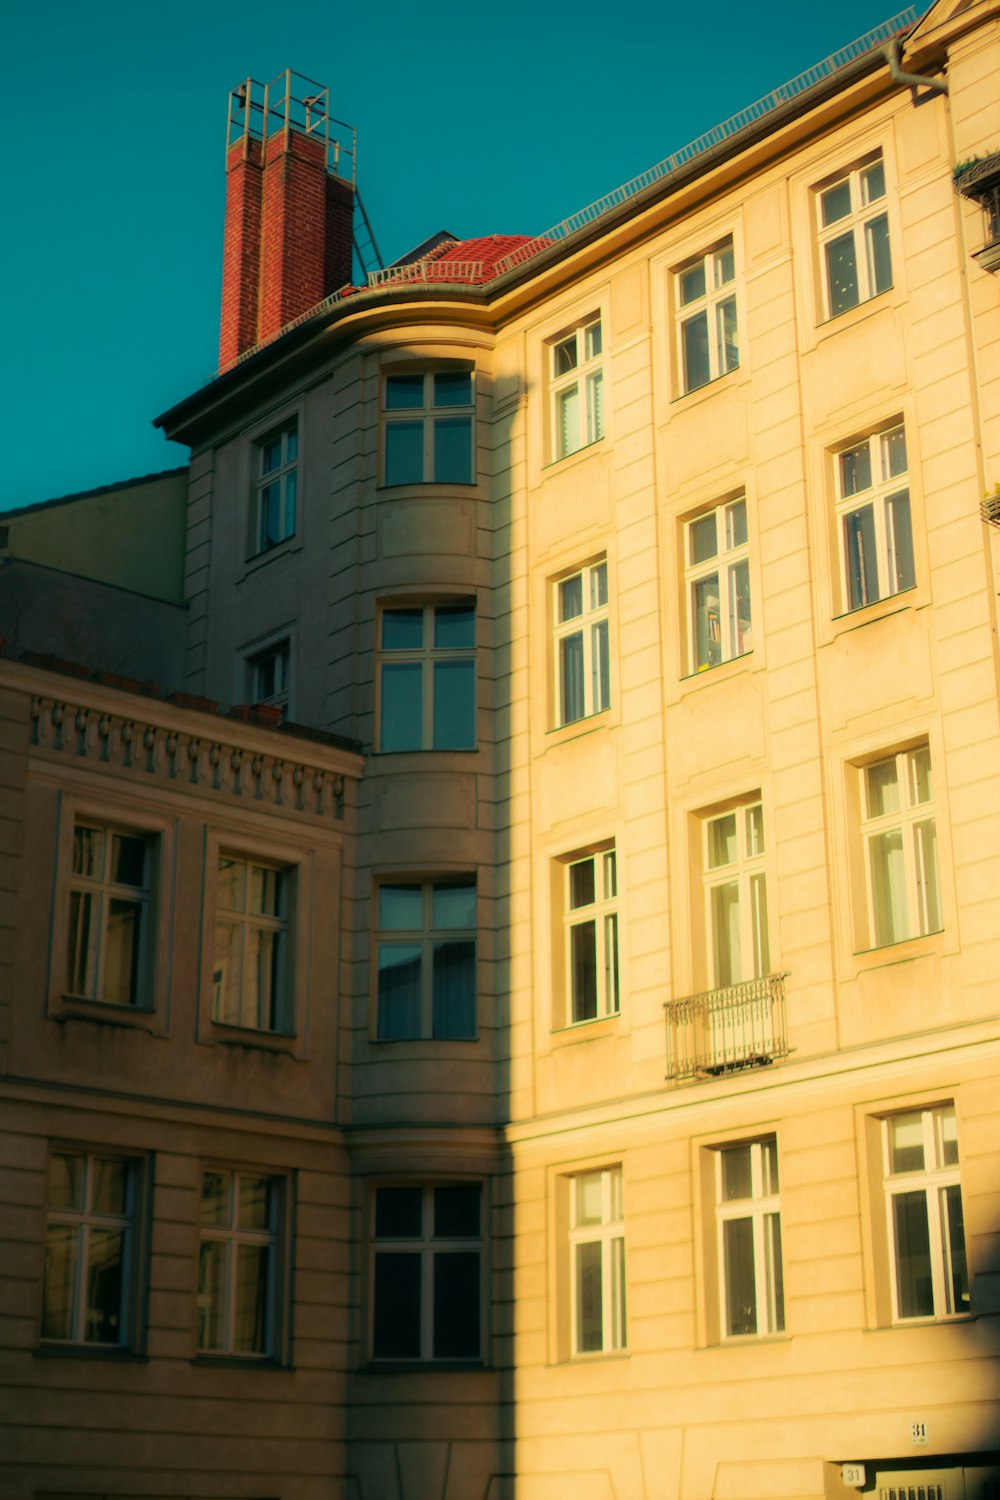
[218,75,356,373]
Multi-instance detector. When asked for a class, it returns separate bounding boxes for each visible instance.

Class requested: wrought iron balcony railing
[664,973,789,1083]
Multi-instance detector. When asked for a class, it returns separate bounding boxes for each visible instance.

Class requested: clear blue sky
[3,0,918,511]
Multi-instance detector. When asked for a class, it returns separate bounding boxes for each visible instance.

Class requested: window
[66,823,152,1007]
[550,316,603,460]
[860,746,941,948]
[376,878,476,1040]
[246,636,291,716]
[569,1167,626,1355]
[42,1150,138,1347]
[382,370,474,485]
[378,600,475,752]
[676,240,738,393]
[817,155,892,318]
[554,561,610,726]
[370,1182,482,1361]
[715,1138,784,1338]
[564,847,618,1024]
[253,420,297,555]
[835,422,914,612]
[197,1169,283,1357]
[213,856,290,1031]
[703,802,769,988]
[684,497,751,672]
[882,1105,968,1321]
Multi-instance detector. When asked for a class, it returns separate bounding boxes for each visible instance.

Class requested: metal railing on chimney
[664,973,789,1084]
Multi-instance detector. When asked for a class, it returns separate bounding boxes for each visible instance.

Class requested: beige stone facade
[5,2,1000,1497]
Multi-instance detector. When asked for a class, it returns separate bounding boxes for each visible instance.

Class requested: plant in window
[715,1138,784,1338]
[685,497,751,672]
[550,318,603,460]
[861,747,941,947]
[66,823,152,1006]
[42,1151,137,1347]
[371,1183,482,1361]
[378,600,476,751]
[676,241,738,393]
[382,371,475,485]
[836,423,914,611]
[198,1169,281,1356]
[883,1105,968,1320]
[564,848,619,1024]
[375,879,476,1040]
[818,155,892,318]
[569,1167,626,1354]
[213,856,290,1031]
[253,420,297,554]
[703,802,769,988]
[554,561,610,726]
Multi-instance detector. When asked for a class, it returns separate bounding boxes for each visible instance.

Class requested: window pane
[67,889,97,995]
[433,660,475,749]
[820,178,852,226]
[432,939,476,1038]
[592,619,610,712]
[913,817,941,935]
[433,416,474,484]
[285,426,298,462]
[591,562,609,608]
[938,1105,959,1167]
[715,243,736,285]
[250,865,281,918]
[212,920,243,1025]
[560,632,585,724]
[893,1190,934,1318]
[91,1158,128,1216]
[559,574,583,621]
[197,1239,227,1351]
[378,885,422,930]
[73,825,104,879]
[42,1225,79,1338]
[110,835,146,888]
[373,1252,421,1358]
[682,310,710,391]
[217,856,246,913]
[584,320,602,360]
[569,859,595,910]
[576,1239,604,1352]
[433,1251,480,1358]
[690,513,717,565]
[862,159,886,203]
[605,911,619,1014]
[433,602,476,649]
[750,872,769,978]
[942,1183,969,1314]
[721,1144,753,1201]
[729,559,752,658]
[375,1186,423,1238]
[708,813,737,868]
[886,490,915,593]
[844,505,880,610]
[377,943,422,1039]
[726,500,747,549]
[380,663,423,751]
[434,1183,481,1238]
[716,296,738,374]
[432,883,476,930]
[283,470,296,538]
[587,370,603,444]
[723,1216,757,1335]
[881,425,907,477]
[234,1242,270,1353]
[385,422,424,485]
[611,1233,626,1349]
[48,1153,84,1212]
[764,1212,785,1332]
[385,375,424,409]
[570,919,598,1021]
[762,1138,779,1194]
[839,442,872,498]
[201,1170,231,1227]
[260,482,282,550]
[553,334,578,375]
[866,213,892,295]
[692,575,721,670]
[246,925,281,1029]
[434,371,473,407]
[382,608,424,650]
[261,436,283,473]
[85,1228,123,1344]
[576,1172,604,1225]
[866,758,899,818]
[909,747,933,806]
[238,1176,272,1231]
[712,881,741,987]
[889,1112,925,1174]
[679,261,706,304]
[556,386,579,459]
[870,828,906,945]
[825,231,859,316]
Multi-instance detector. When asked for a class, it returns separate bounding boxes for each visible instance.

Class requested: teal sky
[4,0,920,511]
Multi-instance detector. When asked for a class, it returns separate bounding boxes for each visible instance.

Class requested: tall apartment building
[4,3,1000,1496]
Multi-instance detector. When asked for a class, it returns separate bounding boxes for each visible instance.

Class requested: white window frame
[549,316,604,462]
[41,1149,138,1347]
[702,801,770,988]
[197,1167,283,1358]
[553,560,610,727]
[882,1105,968,1322]
[860,746,941,949]
[817,153,892,320]
[369,1182,483,1363]
[568,1166,626,1356]
[675,239,739,394]
[563,846,619,1025]
[374,877,477,1040]
[377,599,476,752]
[683,496,752,673]
[834,422,914,614]
[252,419,298,556]
[65,821,153,1008]
[212,854,291,1032]
[714,1137,784,1339]
[381,369,476,486]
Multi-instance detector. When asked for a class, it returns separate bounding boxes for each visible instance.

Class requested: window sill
[35,1342,147,1362]
[375,479,478,493]
[51,995,160,1034]
[364,1360,486,1373]
[370,1034,480,1046]
[565,1348,630,1365]
[542,436,606,473]
[545,708,612,748]
[239,535,302,580]
[869,1314,974,1331]
[829,587,919,633]
[372,746,479,758]
[191,1353,289,1369]
[551,1013,621,1046]
[205,1021,299,1055]
[670,366,740,406]
[852,929,944,966]
[679,650,753,687]
[815,285,894,338]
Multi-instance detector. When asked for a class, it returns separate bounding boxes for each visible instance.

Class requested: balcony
[954,152,1000,273]
[664,973,789,1083]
